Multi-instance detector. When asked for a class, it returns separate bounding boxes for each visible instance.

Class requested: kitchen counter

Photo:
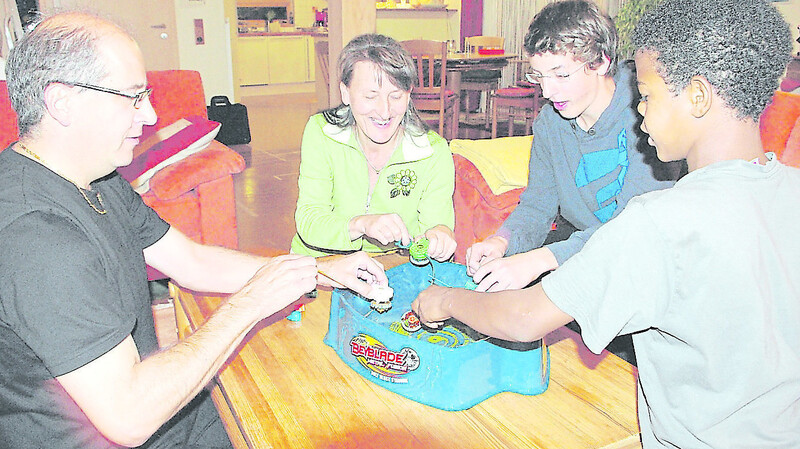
[239,30,327,38]
[236,32,320,88]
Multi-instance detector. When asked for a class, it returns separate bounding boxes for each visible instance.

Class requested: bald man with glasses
[0,11,387,449]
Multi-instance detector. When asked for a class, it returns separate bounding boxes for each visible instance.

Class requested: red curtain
[459,0,483,51]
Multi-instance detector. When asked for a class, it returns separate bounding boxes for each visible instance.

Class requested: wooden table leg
[447,71,462,101]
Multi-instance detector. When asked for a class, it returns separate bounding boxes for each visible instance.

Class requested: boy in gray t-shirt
[414,0,799,447]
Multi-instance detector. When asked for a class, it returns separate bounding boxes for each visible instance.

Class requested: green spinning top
[409,238,430,266]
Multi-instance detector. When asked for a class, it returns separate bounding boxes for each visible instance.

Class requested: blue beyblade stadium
[324,261,550,411]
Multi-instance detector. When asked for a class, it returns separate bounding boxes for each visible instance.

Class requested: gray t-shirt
[543,155,800,448]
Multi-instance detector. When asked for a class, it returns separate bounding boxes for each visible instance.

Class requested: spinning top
[408,238,430,266]
[369,284,394,313]
[400,310,422,332]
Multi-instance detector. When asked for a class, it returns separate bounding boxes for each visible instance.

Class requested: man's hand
[465,235,509,276]
[411,284,455,329]
[472,247,559,292]
[424,225,457,262]
[349,213,411,246]
[317,252,388,298]
[233,254,318,319]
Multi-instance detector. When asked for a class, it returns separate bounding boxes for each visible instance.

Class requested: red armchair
[0,70,245,280]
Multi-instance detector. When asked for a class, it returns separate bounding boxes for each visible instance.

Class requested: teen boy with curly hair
[414,0,799,446]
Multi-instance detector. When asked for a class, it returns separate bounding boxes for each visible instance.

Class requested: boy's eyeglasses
[525,61,589,85]
[69,82,153,109]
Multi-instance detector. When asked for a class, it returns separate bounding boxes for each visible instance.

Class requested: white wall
[773,0,800,57]
[485,0,800,60]
[174,0,235,103]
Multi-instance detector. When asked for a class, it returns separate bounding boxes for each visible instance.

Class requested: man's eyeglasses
[69,82,153,109]
[525,61,589,85]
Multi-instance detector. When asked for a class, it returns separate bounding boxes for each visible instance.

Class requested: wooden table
[445,52,517,98]
[172,255,641,449]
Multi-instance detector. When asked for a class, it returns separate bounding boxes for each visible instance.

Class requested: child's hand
[423,225,457,261]
[472,247,558,292]
[411,284,454,329]
[465,236,509,276]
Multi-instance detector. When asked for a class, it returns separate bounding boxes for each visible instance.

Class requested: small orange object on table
[478,48,505,55]
[171,254,642,449]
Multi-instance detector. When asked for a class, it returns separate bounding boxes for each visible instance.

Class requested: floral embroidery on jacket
[388,169,417,198]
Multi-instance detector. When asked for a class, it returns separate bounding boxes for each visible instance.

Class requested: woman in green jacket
[291,34,456,259]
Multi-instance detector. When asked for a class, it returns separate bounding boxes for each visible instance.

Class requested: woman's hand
[349,213,411,246]
[424,225,457,262]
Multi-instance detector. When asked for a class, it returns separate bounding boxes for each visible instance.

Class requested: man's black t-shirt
[0,148,170,448]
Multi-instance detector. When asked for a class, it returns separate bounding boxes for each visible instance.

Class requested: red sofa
[760,90,800,166]
[0,70,246,279]
[453,90,800,264]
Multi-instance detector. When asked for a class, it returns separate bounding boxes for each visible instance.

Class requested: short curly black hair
[632,0,791,121]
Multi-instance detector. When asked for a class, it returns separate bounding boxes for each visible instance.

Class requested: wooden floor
[233,93,321,255]
[153,92,319,347]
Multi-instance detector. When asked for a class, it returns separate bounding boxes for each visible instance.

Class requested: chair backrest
[511,58,530,85]
[400,39,449,100]
[464,36,504,54]
[145,70,207,131]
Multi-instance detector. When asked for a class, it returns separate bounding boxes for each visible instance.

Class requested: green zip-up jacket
[291,113,455,256]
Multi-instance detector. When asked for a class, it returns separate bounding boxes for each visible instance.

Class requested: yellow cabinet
[267,35,312,84]
[238,37,270,86]
[237,34,316,86]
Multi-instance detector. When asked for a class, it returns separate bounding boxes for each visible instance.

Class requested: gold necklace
[362,147,391,175]
[16,142,107,215]
[364,154,383,174]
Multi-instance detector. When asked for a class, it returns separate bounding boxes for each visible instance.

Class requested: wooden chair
[461,36,505,127]
[401,39,460,140]
[490,84,542,138]
[464,35,505,56]
[490,58,543,138]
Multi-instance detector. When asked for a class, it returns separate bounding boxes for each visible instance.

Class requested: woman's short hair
[323,33,428,135]
[632,0,791,121]
[5,13,115,137]
[523,0,618,76]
